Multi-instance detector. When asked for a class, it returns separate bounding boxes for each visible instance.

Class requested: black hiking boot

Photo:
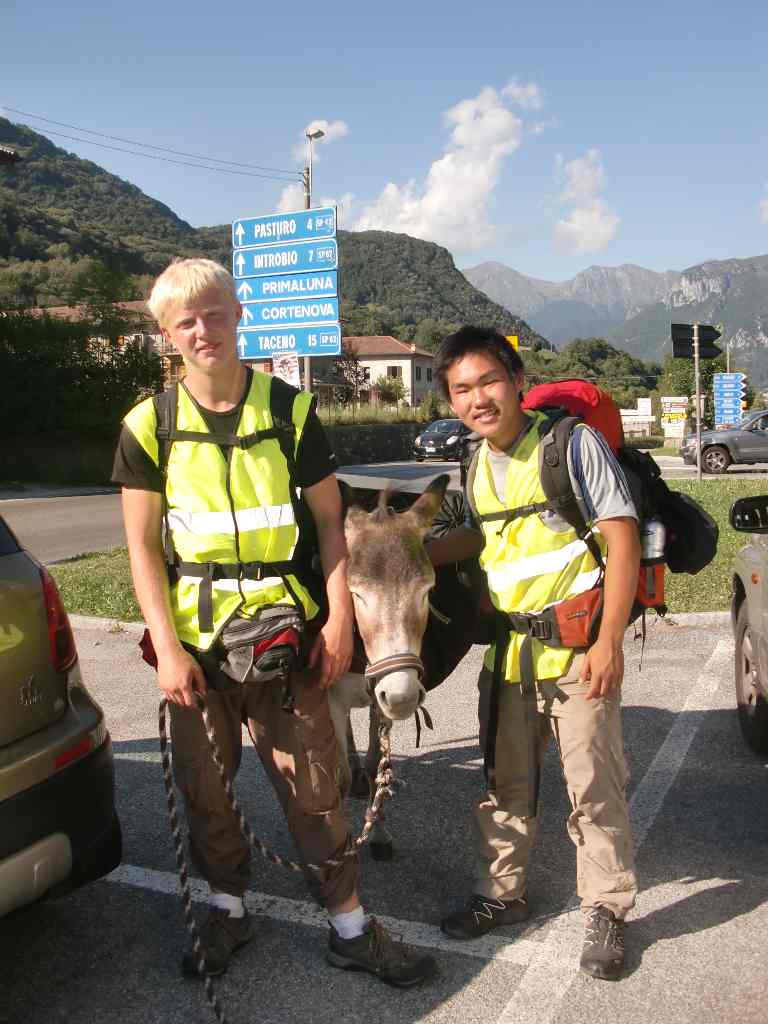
[440,894,530,940]
[181,907,254,977]
[326,917,436,987]
[580,906,625,981]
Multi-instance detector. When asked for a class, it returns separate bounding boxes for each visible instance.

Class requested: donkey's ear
[408,473,450,529]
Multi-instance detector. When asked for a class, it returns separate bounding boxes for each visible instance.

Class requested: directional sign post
[713,371,746,427]
[231,205,341,377]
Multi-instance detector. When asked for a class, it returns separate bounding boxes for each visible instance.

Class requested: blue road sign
[233,239,338,279]
[237,324,342,359]
[239,296,340,330]
[713,372,746,383]
[232,207,336,249]
[714,388,746,398]
[235,271,338,304]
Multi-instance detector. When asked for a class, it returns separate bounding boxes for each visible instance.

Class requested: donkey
[326,473,451,860]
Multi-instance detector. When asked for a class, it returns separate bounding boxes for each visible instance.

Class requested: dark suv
[680,411,768,473]
[0,514,121,917]
[413,419,471,461]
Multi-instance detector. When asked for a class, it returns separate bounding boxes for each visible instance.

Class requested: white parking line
[493,638,733,1024]
[105,863,539,966]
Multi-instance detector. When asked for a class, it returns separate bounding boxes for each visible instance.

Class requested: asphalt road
[4,458,768,565]
[2,614,765,1024]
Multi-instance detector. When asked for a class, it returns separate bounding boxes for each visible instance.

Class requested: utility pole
[302,128,325,391]
[694,322,702,482]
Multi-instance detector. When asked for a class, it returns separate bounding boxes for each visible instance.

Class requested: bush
[418,389,444,422]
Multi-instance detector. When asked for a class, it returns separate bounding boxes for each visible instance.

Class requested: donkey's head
[344,474,449,721]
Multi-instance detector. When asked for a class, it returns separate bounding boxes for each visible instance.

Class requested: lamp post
[301,128,325,388]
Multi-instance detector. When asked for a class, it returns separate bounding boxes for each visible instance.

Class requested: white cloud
[353,83,542,252]
[554,148,619,253]
[555,199,620,253]
[276,182,306,213]
[291,119,349,162]
[558,148,604,202]
[760,189,768,224]
[502,79,545,111]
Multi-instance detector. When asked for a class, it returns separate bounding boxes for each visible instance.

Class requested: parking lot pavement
[3,615,767,1024]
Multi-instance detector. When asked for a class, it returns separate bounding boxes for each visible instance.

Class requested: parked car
[413,419,471,461]
[729,495,768,754]
[0,514,121,917]
[680,411,768,473]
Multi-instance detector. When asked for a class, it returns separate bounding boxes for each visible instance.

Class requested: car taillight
[39,567,78,672]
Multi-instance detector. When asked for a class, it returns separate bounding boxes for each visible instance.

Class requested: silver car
[0,514,121,916]
[730,495,768,753]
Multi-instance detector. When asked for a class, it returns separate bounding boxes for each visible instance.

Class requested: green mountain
[0,117,542,346]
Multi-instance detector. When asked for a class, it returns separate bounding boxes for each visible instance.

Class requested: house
[312,336,435,406]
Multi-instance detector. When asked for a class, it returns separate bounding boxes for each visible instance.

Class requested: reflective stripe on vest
[474,412,607,683]
[123,371,318,650]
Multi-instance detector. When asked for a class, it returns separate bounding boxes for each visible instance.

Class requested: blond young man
[113,258,434,987]
[432,326,640,981]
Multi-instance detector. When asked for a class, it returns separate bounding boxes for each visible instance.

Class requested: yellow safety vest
[474,412,607,683]
[123,370,319,650]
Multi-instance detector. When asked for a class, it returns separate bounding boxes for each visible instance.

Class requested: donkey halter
[364,652,425,689]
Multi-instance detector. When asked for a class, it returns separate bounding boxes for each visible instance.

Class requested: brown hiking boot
[181,907,254,977]
[326,917,436,987]
[580,906,625,980]
[440,894,530,940]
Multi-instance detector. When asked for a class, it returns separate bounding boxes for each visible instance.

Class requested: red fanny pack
[506,587,604,651]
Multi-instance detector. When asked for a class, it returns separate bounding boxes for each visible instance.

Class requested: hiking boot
[181,907,254,978]
[580,906,625,981]
[440,894,530,940]
[326,917,436,987]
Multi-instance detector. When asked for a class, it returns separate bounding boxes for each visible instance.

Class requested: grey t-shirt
[485,421,637,530]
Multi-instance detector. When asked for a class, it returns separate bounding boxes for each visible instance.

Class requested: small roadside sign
[232,207,336,249]
[237,324,342,359]
[238,296,340,330]
[233,239,338,279]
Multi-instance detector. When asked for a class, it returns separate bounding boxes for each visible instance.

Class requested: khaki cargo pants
[169,669,358,909]
[474,655,637,918]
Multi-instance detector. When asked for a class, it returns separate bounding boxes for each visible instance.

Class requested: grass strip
[50,478,768,620]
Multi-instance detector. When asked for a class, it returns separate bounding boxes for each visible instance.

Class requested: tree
[330,338,370,407]
[375,374,407,406]
[69,258,142,346]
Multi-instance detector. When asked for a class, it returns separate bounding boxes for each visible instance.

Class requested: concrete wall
[0,422,425,486]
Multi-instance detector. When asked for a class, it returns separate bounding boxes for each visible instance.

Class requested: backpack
[466,379,719,628]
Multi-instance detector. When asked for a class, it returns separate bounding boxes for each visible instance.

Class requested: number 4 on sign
[306,218,313,230]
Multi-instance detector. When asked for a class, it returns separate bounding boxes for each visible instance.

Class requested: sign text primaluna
[261,275,335,297]
[252,218,296,240]
[263,302,336,322]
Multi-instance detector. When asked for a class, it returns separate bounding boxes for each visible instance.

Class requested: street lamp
[304,128,325,210]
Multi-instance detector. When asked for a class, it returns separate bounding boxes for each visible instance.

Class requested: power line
[3,106,300,177]
[10,125,300,182]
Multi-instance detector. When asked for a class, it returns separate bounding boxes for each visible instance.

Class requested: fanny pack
[139,606,306,706]
[504,586,604,651]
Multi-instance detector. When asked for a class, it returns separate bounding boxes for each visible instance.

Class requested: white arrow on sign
[241,306,254,324]
[235,253,246,275]
[237,334,247,358]
[237,281,253,299]
[234,222,245,245]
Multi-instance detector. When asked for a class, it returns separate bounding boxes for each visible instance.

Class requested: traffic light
[671,323,722,359]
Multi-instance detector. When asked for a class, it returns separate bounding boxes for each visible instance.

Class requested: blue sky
[4,0,768,281]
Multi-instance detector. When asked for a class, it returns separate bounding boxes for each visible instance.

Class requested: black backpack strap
[538,414,605,570]
[153,386,179,569]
